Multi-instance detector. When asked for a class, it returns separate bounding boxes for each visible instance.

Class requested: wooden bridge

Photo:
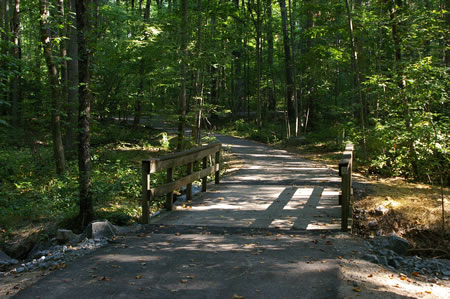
[142,135,354,232]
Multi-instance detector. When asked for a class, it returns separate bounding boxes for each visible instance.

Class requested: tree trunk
[255,0,262,131]
[266,0,276,111]
[39,0,66,175]
[176,0,187,151]
[66,0,79,153]
[344,0,367,159]
[278,0,294,120]
[76,0,94,228]
[288,0,299,136]
[192,0,203,144]
[11,0,21,127]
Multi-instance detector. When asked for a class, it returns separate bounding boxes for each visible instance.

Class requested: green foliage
[363,57,449,180]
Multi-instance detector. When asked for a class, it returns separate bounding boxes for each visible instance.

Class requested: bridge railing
[338,143,354,232]
[141,143,222,224]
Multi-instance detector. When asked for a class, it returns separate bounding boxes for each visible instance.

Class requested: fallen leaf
[175,232,181,236]
[232,294,244,299]
[99,276,110,281]
[352,287,361,292]
[425,291,432,294]
[111,265,120,268]
[412,272,420,277]
[136,275,143,279]
[186,275,196,279]
[180,279,188,283]
[368,274,373,278]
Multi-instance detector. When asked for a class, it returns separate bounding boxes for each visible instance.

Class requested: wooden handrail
[339,143,354,232]
[141,143,222,224]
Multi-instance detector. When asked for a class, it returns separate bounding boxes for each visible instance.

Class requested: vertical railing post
[186,162,193,201]
[166,167,174,210]
[141,160,150,224]
[215,147,220,184]
[341,166,350,232]
[202,156,207,192]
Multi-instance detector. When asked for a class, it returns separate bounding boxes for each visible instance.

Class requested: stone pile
[363,235,450,280]
[0,220,143,278]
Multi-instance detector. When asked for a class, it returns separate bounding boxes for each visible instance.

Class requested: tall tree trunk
[232,0,243,116]
[134,0,151,126]
[66,0,79,153]
[39,0,66,175]
[76,0,94,228]
[11,0,21,127]
[57,0,70,152]
[1,0,9,116]
[176,0,187,151]
[255,0,262,131]
[266,0,276,111]
[278,0,294,120]
[192,0,203,144]
[344,0,367,159]
[288,0,299,136]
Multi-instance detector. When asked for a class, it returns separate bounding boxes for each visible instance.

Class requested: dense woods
[0,0,448,229]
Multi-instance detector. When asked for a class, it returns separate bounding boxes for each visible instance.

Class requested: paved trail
[16,135,442,298]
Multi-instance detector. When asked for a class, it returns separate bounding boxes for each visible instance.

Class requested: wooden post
[186,162,193,201]
[141,160,150,224]
[341,166,349,232]
[215,148,220,184]
[166,167,174,210]
[202,156,207,192]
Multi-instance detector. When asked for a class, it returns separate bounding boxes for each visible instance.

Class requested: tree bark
[66,0,79,153]
[278,0,294,120]
[192,0,203,144]
[39,0,66,175]
[255,0,262,131]
[344,0,367,159]
[266,0,276,111]
[288,0,299,136]
[76,0,94,228]
[176,0,187,151]
[11,0,21,127]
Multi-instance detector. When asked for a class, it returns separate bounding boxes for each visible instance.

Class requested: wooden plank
[166,168,173,210]
[151,165,217,198]
[215,149,220,184]
[202,156,207,192]
[186,162,193,201]
[141,160,150,224]
[341,167,350,232]
[149,143,221,173]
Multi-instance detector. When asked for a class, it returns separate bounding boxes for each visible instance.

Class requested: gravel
[1,237,109,278]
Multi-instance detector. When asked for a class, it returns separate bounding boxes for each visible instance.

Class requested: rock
[375,206,389,216]
[15,266,26,273]
[385,235,410,255]
[363,254,379,264]
[388,257,401,269]
[368,220,378,229]
[378,256,388,266]
[81,220,118,241]
[56,229,81,244]
[0,250,18,270]
[3,232,40,259]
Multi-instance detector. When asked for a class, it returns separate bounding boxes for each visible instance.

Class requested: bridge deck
[151,135,345,231]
